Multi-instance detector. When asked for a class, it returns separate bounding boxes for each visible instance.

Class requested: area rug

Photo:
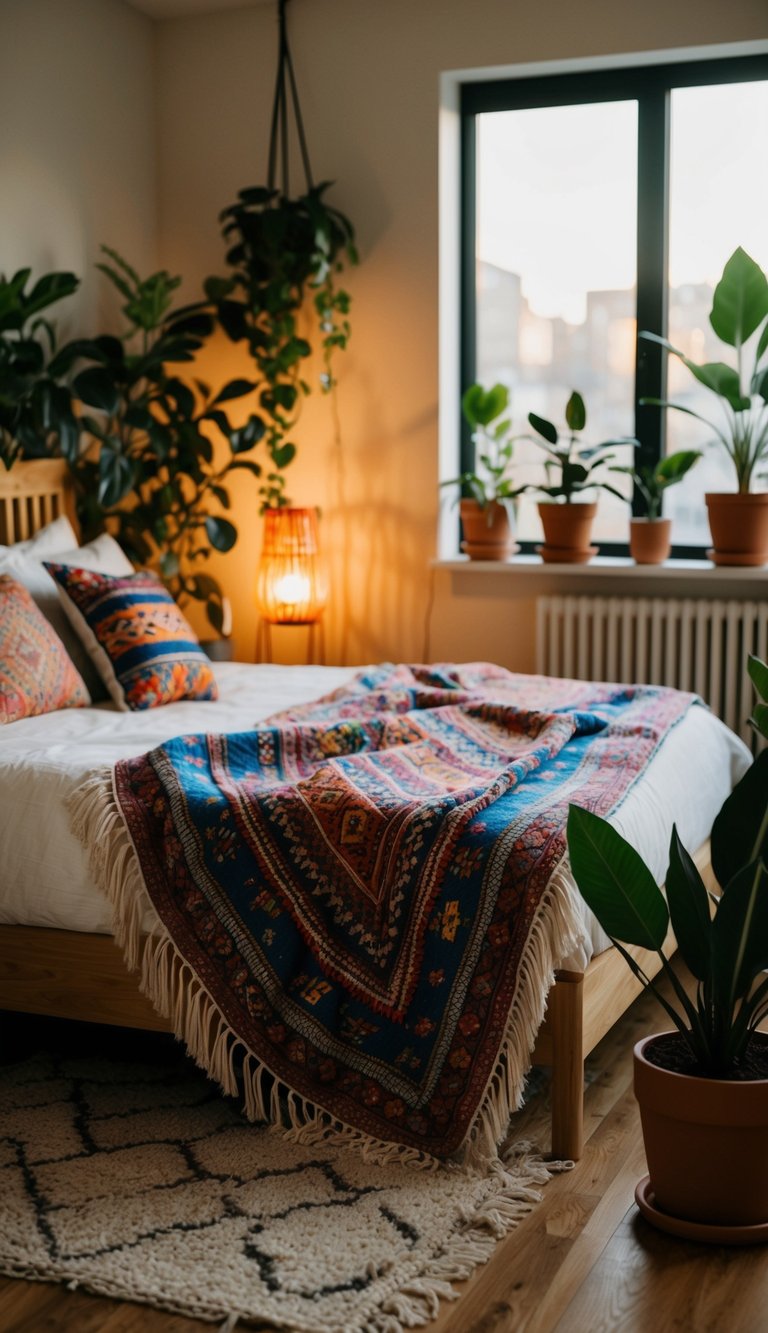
[0,1051,568,1331]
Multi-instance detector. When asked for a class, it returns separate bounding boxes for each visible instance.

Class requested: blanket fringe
[67,769,581,1176]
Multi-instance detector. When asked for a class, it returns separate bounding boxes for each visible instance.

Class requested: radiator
[536,595,768,747]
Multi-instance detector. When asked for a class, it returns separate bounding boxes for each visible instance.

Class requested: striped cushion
[44,565,218,711]
[0,575,90,725]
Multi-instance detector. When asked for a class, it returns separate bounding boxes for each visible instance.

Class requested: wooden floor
[2,970,767,1333]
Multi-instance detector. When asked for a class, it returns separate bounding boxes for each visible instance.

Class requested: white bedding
[0,662,751,971]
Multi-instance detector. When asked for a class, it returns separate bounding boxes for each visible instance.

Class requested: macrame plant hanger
[267,0,314,197]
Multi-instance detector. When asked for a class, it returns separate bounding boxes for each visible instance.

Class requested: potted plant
[528,391,630,562]
[442,382,526,560]
[0,267,80,470]
[567,656,768,1240]
[63,248,265,632]
[640,246,768,566]
[610,449,701,564]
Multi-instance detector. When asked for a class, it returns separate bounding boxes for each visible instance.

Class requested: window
[461,54,768,555]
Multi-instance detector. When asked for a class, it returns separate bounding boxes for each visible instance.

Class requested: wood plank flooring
[1,971,766,1333]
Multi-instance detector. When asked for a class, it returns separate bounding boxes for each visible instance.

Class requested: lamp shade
[255,507,327,625]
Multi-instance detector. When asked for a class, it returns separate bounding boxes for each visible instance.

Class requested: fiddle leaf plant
[442,382,527,512]
[206,182,357,510]
[640,247,768,492]
[528,391,631,503]
[64,247,265,632]
[567,654,768,1078]
[0,267,80,469]
[610,448,702,519]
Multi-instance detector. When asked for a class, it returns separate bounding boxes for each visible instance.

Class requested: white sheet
[0,663,751,970]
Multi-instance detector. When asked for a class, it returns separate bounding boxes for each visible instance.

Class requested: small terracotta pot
[634,1034,768,1228]
[459,499,514,560]
[537,501,597,562]
[629,517,671,565]
[705,492,768,566]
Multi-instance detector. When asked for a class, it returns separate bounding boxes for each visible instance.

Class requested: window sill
[432,554,768,584]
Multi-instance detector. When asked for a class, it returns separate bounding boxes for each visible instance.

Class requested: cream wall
[0,0,157,335]
[154,0,767,667]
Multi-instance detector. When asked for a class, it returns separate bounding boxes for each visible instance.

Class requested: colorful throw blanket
[71,664,695,1163]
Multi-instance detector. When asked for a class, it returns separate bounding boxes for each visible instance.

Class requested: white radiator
[536,595,768,748]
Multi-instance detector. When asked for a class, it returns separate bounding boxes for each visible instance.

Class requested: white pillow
[0,533,134,701]
[0,514,78,557]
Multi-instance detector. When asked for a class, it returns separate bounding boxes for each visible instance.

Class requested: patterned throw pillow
[44,565,219,711]
[0,575,90,725]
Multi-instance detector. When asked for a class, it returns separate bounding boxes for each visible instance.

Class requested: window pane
[666,80,768,546]
[475,101,638,544]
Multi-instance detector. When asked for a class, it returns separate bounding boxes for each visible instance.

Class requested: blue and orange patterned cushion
[44,565,218,711]
[0,575,90,725]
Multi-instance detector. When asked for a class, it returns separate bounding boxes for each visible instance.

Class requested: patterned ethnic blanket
[72,664,695,1164]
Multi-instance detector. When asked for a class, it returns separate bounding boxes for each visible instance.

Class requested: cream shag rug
[0,1052,567,1332]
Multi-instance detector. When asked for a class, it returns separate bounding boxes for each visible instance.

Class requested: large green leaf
[528,412,558,446]
[565,391,586,432]
[567,805,669,949]
[710,247,768,349]
[711,859,768,1007]
[711,750,768,887]
[748,654,768,704]
[681,360,750,411]
[205,515,237,552]
[462,382,509,429]
[213,378,258,405]
[656,449,701,483]
[73,367,120,415]
[665,827,712,981]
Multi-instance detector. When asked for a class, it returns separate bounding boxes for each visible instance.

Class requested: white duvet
[0,661,751,971]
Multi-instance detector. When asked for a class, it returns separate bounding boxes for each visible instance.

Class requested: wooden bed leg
[548,973,584,1161]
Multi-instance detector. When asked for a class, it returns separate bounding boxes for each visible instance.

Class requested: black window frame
[460,53,768,559]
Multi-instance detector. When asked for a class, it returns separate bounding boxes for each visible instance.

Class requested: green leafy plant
[610,448,702,519]
[64,247,265,631]
[640,247,768,492]
[528,391,630,503]
[206,183,356,510]
[567,655,768,1077]
[0,268,80,469]
[442,382,526,512]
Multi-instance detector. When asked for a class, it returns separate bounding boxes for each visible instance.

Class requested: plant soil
[645,1031,768,1081]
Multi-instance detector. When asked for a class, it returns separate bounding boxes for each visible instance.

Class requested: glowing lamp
[255,507,326,625]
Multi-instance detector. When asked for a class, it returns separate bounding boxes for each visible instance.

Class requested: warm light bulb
[273,572,311,605]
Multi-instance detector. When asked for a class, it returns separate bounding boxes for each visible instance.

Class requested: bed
[0,461,749,1161]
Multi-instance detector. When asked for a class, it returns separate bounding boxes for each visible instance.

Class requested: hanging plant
[205,0,357,510]
[61,248,264,631]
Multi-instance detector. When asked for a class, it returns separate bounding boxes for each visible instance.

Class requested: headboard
[0,459,77,545]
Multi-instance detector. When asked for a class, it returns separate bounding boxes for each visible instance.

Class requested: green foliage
[568,655,768,1077]
[610,448,701,519]
[640,247,768,492]
[0,268,80,468]
[442,382,527,508]
[528,391,632,503]
[65,248,265,630]
[206,183,356,510]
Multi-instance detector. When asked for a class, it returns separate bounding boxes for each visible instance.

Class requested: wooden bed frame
[0,460,712,1160]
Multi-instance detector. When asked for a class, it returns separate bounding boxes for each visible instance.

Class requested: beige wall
[0,0,157,336]
[154,0,767,667]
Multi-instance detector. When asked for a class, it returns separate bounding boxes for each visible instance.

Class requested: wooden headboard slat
[0,460,76,544]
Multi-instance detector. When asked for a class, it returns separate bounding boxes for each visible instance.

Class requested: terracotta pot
[705,492,768,567]
[629,517,671,565]
[459,499,515,560]
[537,502,597,563]
[634,1034,768,1228]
